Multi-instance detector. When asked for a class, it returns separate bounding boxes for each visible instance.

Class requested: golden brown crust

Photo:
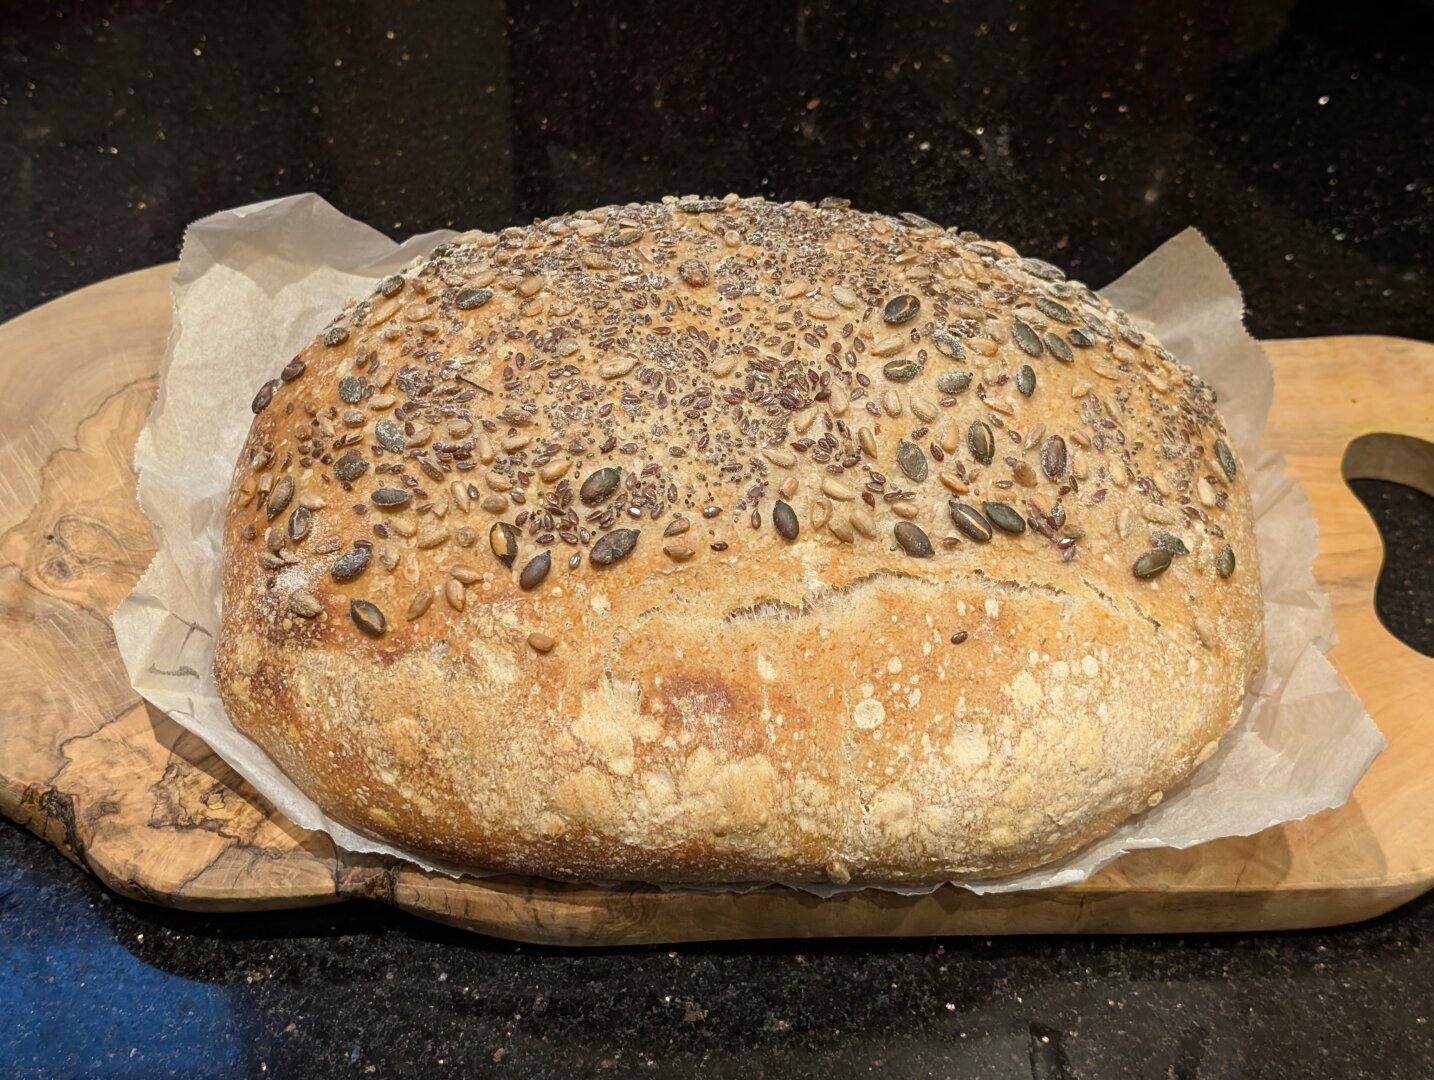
[214,196,1263,885]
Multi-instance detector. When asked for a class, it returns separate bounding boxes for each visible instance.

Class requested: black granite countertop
[2,2,1432,1077]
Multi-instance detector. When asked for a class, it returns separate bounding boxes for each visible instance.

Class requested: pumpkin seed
[1151,530,1189,556]
[1084,313,1113,339]
[899,211,942,230]
[1043,332,1074,362]
[948,500,993,542]
[883,294,921,324]
[896,439,928,482]
[609,223,643,246]
[251,378,280,414]
[1011,317,1044,356]
[937,371,972,395]
[773,500,799,541]
[265,476,294,520]
[983,501,1026,534]
[331,546,371,582]
[281,358,306,382]
[287,504,312,541]
[338,376,363,403]
[1066,327,1097,349]
[932,330,966,359]
[350,598,386,637]
[455,286,493,310]
[377,274,404,298]
[288,591,322,618]
[1015,364,1036,397]
[372,487,412,508]
[1216,545,1236,579]
[1133,548,1174,580]
[375,419,406,452]
[679,199,725,213]
[324,326,350,348]
[892,521,934,557]
[580,466,622,505]
[1021,258,1066,281]
[968,420,995,464]
[679,260,709,287]
[1035,296,1077,324]
[1040,434,1067,479]
[519,551,552,590]
[882,357,924,382]
[1215,439,1237,481]
[490,522,519,566]
[591,528,639,566]
[333,451,368,482]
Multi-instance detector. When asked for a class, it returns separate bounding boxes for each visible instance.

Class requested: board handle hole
[1342,433,1434,658]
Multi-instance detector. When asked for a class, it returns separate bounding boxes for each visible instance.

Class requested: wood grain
[0,263,1430,945]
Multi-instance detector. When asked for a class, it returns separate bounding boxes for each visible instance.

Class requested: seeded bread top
[215,195,1263,885]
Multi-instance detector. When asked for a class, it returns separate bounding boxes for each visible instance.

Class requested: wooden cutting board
[1,263,1430,946]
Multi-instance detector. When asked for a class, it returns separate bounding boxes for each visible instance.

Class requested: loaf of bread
[214,196,1263,885]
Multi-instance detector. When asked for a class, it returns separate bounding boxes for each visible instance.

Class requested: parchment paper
[112,193,1385,895]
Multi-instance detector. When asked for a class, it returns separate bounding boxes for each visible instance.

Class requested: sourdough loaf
[214,196,1263,885]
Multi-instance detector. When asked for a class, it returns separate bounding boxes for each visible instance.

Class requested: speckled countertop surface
[2,2,1432,1077]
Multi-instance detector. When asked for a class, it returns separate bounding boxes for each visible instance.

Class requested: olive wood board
[1,262,1431,946]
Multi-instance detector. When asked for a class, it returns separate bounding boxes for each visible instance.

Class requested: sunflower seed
[288,591,322,618]
[287,505,312,541]
[937,371,973,395]
[882,357,924,382]
[932,330,966,360]
[1011,318,1044,356]
[1041,435,1067,479]
[333,451,368,482]
[580,466,622,505]
[983,501,1026,534]
[444,578,466,612]
[664,543,695,562]
[251,379,280,414]
[598,356,637,379]
[948,501,993,542]
[1011,460,1038,487]
[591,528,639,565]
[896,439,928,482]
[519,551,552,590]
[372,487,412,508]
[406,588,433,621]
[968,420,995,464]
[871,336,907,357]
[1215,439,1237,481]
[1133,548,1174,579]
[849,507,876,538]
[883,294,921,324]
[375,419,406,452]
[331,546,371,582]
[1066,327,1097,349]
[821,477,858,501]
[527,632,556,653]
[1015,365,1036,397]
[490,521,519,566]
[773,500,799,541]
[1216,545,1236,579]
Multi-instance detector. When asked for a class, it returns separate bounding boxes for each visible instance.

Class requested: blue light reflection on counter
[1,859,246,1079]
